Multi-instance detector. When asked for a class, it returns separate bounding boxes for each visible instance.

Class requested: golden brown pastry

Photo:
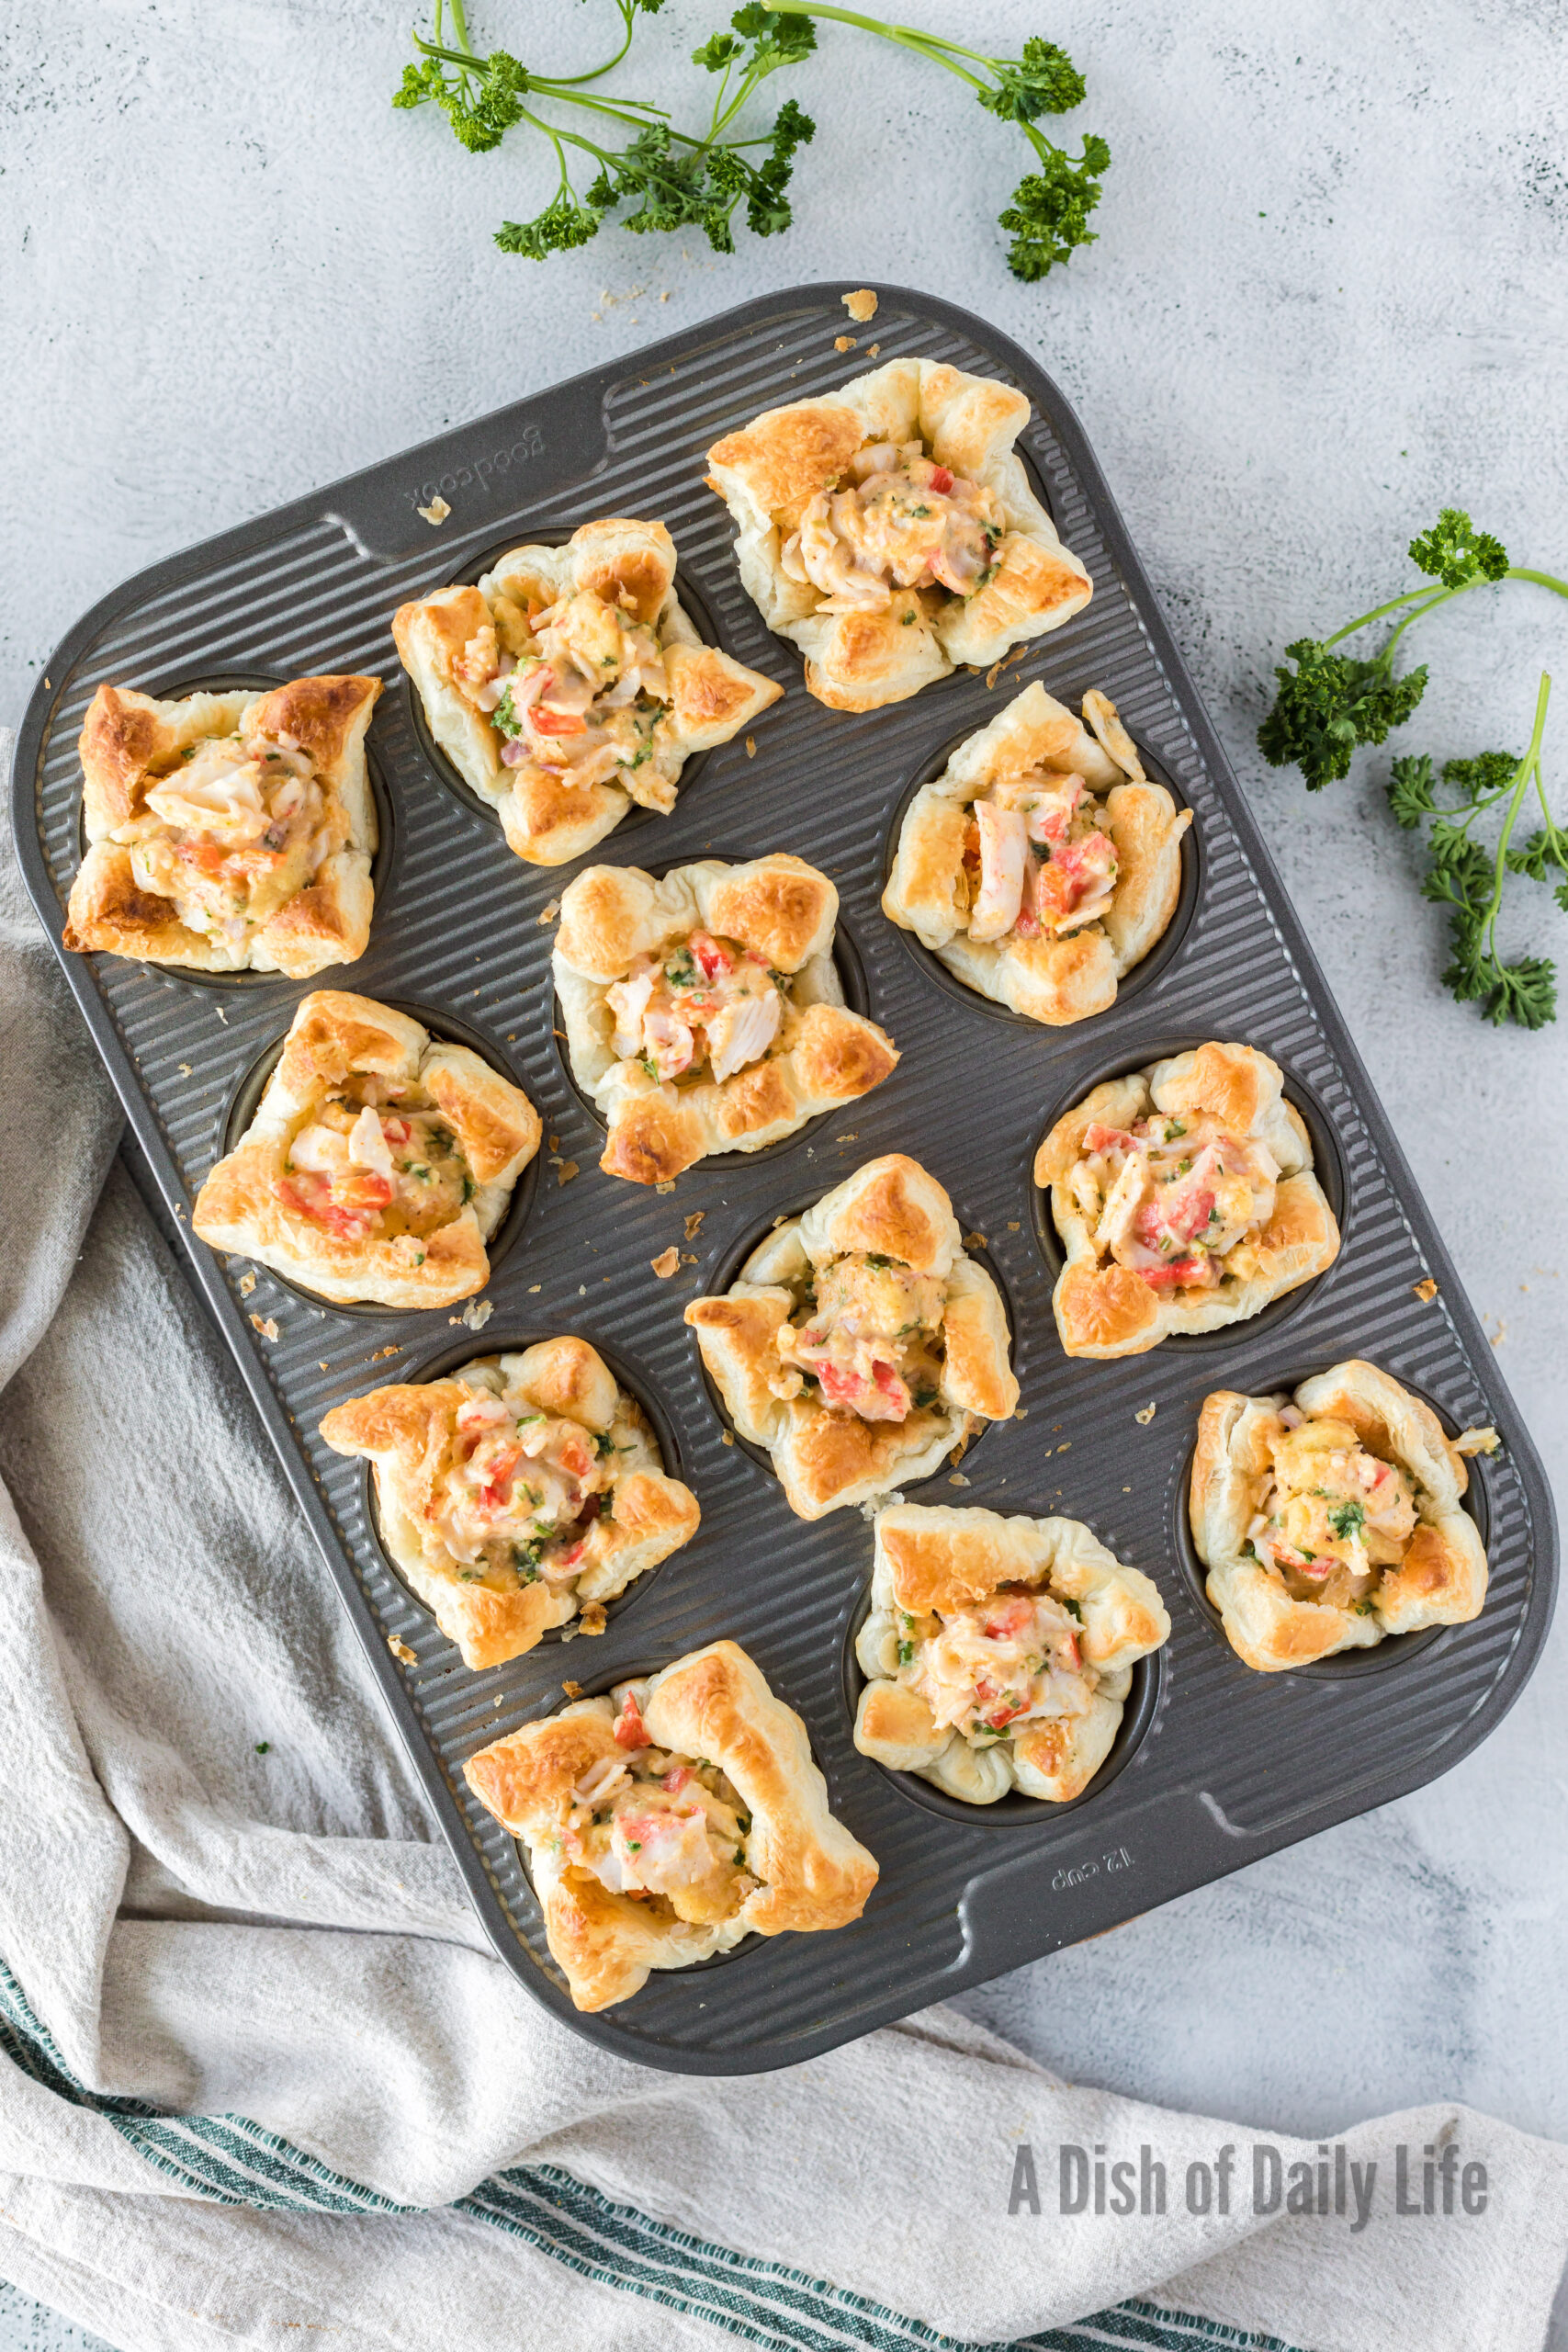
[192,990,541,1309]
[464,1639,879,2010]
[320,1338,700,1669]
[882,682,1190,1023]
[685,1154,1019,1520]
[62,674,380,975]
[392,518,782,865]
[705,356,1091,711]
[853,1502,1169,1803]
[1033,1042,1341,1358]
[553,853,898,1184]
[1190,1360,1492,1671]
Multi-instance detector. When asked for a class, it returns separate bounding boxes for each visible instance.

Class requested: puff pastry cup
[705,356,1092,712]
[685,1154,1020,1521]
[192,990,542,1309]
[464,1639,880,2011]
[62,674,380,975]
[319,1338,700,1669]
[391,518,782,866]
[854,1503,1169,1804]
[1033,1042,1341,1359]
[553,853,899,1184]
[883,682,1191,1024]
[1190,1361,1492,1672]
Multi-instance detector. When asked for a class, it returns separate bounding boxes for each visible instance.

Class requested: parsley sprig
[396,0,817,258]
[1258,508,1568,792]
[760,5,1107,278]
[1388,673,1563,1029]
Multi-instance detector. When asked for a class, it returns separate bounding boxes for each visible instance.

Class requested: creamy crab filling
[118,733,343,942]
[427,1388,618,1589]
[1066,1114,1281,1295]
[273,1073,476,1246]
[776,1250,946,1424]
[897,1586,1100,1744]
[779,442,1003,612]
[1245,1414,1418,1611]
[553,1685,758,1926]
[605,930,787,1085]
[452,588,672,797]
[962,770,1120,945]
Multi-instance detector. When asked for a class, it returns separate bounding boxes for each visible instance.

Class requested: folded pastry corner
[553,852,898,1183]
[192,989,541,1309]
[464,1639,879,2009]
[1034,1041,1340,1357]
[393,517,781,865]
[706,356,1091,710]
[685,1153,1018,1519]
[1190,1358,1489,1670]
[64,673,381,975]
[853,1501,1169,1804]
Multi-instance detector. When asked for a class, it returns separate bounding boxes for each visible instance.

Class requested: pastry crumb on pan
[841,288,878,322]
[705,356,1091,711]
[883,680,1190,1025]
[321,1337,700,1670]
[465,1639,878,2010]
[392,518,782,867]
[686,1153,1019,1520]
[1034,1041,1341,1358]
[192,989,541,1310]
[554,852,898,1185]
[63,674,381,976]
[854,1500,1169,1803]
[1190,1359,1490,1670]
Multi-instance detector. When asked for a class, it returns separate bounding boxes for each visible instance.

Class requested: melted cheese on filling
[1066,1114,1281,1295]
[557,1688,758,1928]
[605,931,786,1085]
[896,1585,1100,1744]
[1246,1415,1419,1609]
[274,1072,475,1248]
[118,733,344,942]
[775,1250,947,1425]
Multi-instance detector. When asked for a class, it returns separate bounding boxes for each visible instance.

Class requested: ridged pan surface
[11,284,1556,2075]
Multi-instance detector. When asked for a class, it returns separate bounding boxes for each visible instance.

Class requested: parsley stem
[1484,673,1552,954]
[761,1,989,91]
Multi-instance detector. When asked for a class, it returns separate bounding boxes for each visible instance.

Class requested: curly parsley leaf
[978,37,1087,122]
[1258,640,1428,790]
[1387,753,1438,830]
[998,133,1111,278]
[1409,507,1509,591]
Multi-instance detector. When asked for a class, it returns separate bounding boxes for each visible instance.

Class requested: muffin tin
[10,282,1556,2075]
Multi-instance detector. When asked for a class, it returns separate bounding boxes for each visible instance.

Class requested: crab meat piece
[612,1804,723,1894]
[967,801,1029,942]
[456,1394,510,1434]
[606,965,657,1059]
[706,989,783,1082]
[1093,1154,1147,1252]
[643,1010,695,1080]
[146,750,271,842]
[847,441,900,483]
[1032,829,1118,933]
[817,1355,912,1422]
[347,1104,395,1179]
[286,1122,348,1176]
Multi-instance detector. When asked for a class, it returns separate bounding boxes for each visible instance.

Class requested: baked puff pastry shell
[883,682,1191,1024]
[554,852,899,1184]
[392,518,782,867]
[685,1153,1020,1521]
[1190,1360,1491,1672]
[1033,1042,1341,1359]
[62,674,380,975]
[854,1503,1169,1804]
[320,1338,700,1668]
[192,989,542,1309]
[464,1639,879,2011]
[705,356,1091,711]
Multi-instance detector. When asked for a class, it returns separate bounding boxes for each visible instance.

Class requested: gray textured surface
[4,0,1566,2342]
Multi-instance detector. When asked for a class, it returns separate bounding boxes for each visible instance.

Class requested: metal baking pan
[12,283,1556,2075]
